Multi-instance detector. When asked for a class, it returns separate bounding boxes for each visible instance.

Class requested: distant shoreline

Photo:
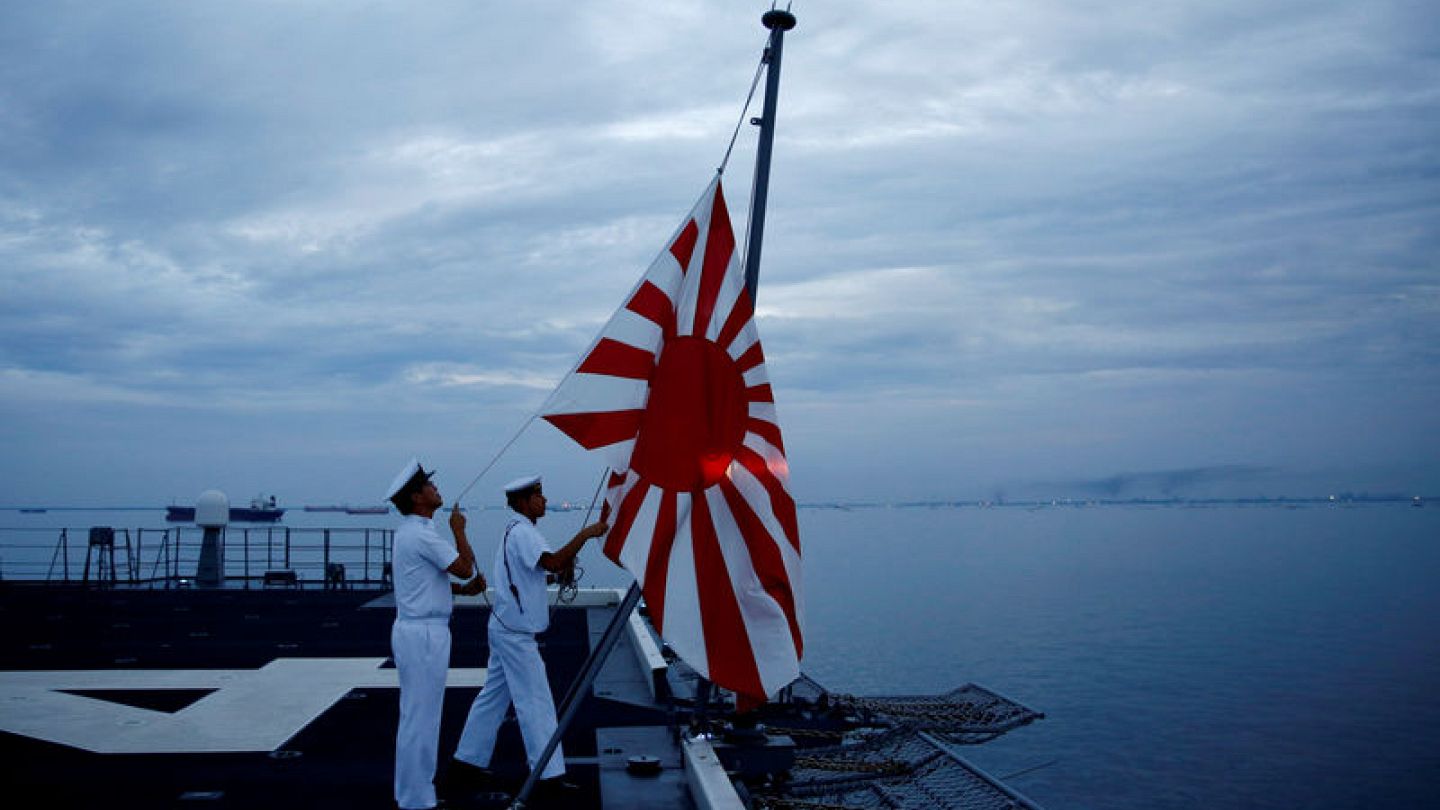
[810,494,1432,508]
[1,495,1430,512]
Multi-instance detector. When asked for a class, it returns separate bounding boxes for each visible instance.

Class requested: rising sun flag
[540,177,802,703]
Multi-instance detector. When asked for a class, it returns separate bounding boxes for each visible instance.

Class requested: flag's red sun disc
[631,336,748,492]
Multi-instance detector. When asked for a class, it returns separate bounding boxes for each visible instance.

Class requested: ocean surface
[3,502,1437,808]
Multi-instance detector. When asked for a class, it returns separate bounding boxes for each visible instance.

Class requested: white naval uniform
[391,514,460,810]
[454,517,565,780]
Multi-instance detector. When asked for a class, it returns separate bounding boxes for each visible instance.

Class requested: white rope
[717,34,769,175]
[455,13,789,507]
[452,411,539,506]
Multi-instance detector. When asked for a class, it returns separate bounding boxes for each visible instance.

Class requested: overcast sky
[2,0,1436,507]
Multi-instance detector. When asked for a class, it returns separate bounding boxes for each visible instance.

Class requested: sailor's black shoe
[528,776,582,806]
[442,758,497,797]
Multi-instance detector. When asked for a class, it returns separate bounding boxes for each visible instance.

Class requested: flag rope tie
[718,45,768,175]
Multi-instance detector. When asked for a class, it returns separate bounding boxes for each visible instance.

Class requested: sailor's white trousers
[391,618,450,810]
[454,621,565,780]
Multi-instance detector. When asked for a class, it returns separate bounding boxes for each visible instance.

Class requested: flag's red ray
[691,492,766,700]
[627,281,677,339]
[600,470,627,524]
[640,490,679,635]
[576,338,655,381]
[735,445,800,552]
[734,343,765,374]
[691,185,736,337]
[746,417,785,455]
[718,478,803,658]
[715,290,754,350]
[540,178,801,702]
[542,410,643,451]
[603,479,652,562]
[671,221,700,272]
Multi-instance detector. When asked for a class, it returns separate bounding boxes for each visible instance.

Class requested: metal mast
[514,11,797,807]
[743,7,797,302]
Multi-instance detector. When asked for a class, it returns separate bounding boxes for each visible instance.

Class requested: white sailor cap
[503,475,542,496]
[385,458,435,501]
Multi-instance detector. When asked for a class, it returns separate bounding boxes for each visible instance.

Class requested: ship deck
[0,583,683,809]
[1,577,1048,810]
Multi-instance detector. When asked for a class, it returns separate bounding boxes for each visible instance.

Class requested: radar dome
[195,490,230,528]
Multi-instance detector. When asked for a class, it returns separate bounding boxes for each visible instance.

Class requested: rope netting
[750,675,1047,810]
[758,727,1042,810]
[827,684,1044,744]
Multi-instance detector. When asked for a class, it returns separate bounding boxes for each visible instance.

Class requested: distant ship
[303,504,389,514]
[166,494,285,523]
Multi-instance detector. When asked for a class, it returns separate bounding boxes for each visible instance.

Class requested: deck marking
[0,658,487,753]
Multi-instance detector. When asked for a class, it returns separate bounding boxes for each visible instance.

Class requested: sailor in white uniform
[385,459,485,810]
[449,475,607,798]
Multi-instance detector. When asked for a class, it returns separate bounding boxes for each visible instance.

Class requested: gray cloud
[1,0,1436,505]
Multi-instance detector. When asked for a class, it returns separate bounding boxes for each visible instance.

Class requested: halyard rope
[453,24,779,509]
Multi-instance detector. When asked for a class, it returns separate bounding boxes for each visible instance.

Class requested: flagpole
[512,11,797,807]
[743,7,796,301]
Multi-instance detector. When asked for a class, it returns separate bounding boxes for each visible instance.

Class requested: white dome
[196,489,230,528]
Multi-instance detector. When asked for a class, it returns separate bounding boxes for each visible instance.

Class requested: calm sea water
[795,504,1440,810]
[3,503,1437,808]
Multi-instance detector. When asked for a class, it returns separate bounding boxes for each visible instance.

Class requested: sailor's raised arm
[447,506,477,579]
[539,520,608,574]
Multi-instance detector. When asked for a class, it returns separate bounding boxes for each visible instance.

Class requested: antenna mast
[743,8,797,302]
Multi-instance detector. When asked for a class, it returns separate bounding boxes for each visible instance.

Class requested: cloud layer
[2,1,1436,504]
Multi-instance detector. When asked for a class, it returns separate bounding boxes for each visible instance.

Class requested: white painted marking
[627,610,668,702]
[0,659,486,753]
[683,734,744,810]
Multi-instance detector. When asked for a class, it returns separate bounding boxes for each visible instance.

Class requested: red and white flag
[540,177,802,703]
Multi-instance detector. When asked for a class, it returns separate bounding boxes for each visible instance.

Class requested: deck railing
[0,525,394,589]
